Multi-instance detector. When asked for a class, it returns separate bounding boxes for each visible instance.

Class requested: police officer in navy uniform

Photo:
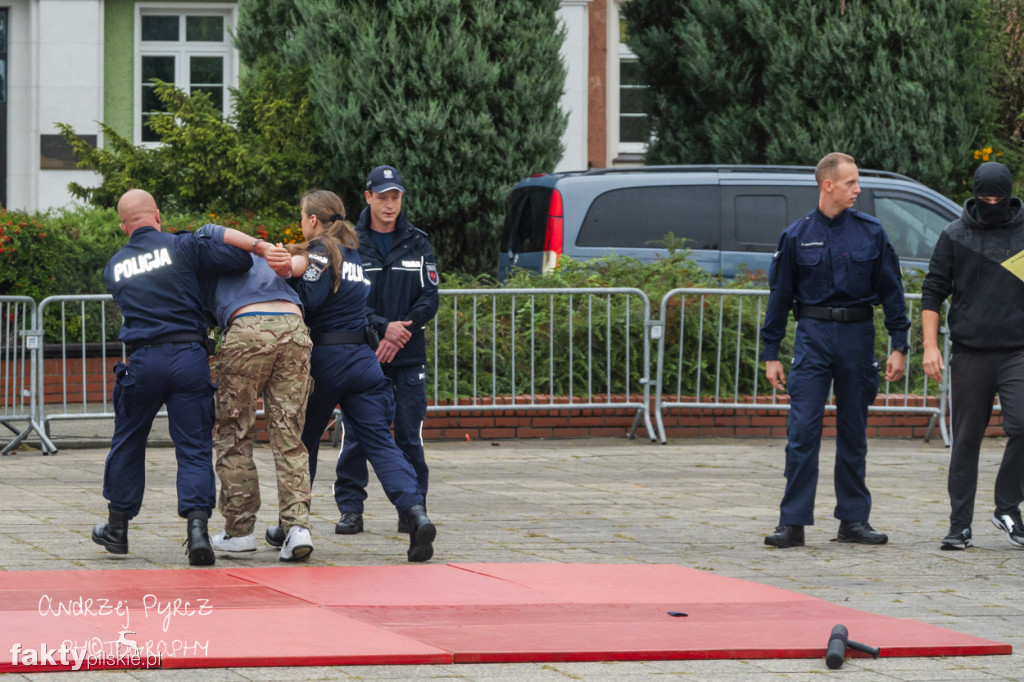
[279,189,436,562]
[92,188,289,566]
[759,153,910,548]
[332,165,440,535]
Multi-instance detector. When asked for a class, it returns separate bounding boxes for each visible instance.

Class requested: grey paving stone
[2,436,1024,681]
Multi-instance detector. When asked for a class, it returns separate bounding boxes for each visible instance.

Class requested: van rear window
[501,187,553,253]
[577,186,720,249]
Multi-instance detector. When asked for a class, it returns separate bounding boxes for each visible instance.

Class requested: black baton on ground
[825,624,880,669]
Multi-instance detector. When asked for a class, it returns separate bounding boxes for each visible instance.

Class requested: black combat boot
[401,504,436,562]
[92,509,130,554]
[185,511,215,566]
[764,524,805,548]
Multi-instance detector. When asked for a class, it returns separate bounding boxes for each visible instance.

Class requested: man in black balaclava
[973,161,1015,226]
[921,160,1024,551]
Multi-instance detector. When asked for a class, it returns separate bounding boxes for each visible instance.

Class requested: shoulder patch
[302,243,329,281]
[426,262,439,286]
[302,251,328,282]
[302,263,324,282]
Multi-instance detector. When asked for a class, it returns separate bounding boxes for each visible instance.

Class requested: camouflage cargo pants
[214,314,313,536]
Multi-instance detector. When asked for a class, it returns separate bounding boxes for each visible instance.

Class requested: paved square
[1,435,1021,680]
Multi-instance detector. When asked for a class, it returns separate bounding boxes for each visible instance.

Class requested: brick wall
[4,356,1005,441]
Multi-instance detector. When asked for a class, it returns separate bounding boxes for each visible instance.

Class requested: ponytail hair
[290,189,359,292]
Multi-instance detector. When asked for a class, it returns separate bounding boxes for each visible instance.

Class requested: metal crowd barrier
[34,295,128,446]
[429,287,656,437]
[651,289,952,445]
[0,296,53,454]
[331,286,658,444]
[2,288,957,455]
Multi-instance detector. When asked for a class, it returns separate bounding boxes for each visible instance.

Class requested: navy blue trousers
[779,318,879,526]
[334,364,428,515]
[102,342,217,518]
[302,345,422,514]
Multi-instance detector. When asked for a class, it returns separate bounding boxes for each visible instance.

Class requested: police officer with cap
[922,160,1024,550]
[92,188,290,566]
[332,164,440,535]
[760,152,910,548]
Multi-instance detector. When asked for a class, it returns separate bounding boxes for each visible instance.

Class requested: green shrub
[426,251,936,402]
[3,211,939,402]
[427,249,764,400]
[57,72,322,217]
[0,206,121,342]
[0,205,305,343]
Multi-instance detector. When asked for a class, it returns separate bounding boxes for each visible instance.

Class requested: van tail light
[543,189,564,256]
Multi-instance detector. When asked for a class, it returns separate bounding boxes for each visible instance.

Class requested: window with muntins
[616,15,650,156]
[136,6,234,144]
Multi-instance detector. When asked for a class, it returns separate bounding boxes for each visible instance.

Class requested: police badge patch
[303,252,329,281]
[426,263,439,286]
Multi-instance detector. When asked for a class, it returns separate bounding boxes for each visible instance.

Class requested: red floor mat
[0,563,1009,672]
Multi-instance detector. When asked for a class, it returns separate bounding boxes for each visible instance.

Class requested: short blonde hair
[815,152,856,187]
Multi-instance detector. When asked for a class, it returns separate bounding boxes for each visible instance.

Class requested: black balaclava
[973,161,1014,225]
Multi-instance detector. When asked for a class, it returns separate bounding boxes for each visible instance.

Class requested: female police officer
[271,189,436,562]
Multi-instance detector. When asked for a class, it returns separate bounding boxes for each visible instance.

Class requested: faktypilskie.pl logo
[9,637,161,671]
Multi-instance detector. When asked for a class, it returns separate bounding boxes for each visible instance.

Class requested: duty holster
[364,326,380,351]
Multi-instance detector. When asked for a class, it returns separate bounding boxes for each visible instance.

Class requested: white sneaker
[279,526,313,562]
[210,532,256,553]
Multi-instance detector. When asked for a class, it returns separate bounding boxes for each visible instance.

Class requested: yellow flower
[974,146,1001,162]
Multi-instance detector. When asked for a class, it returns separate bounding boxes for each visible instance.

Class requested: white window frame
[608,1,649,162]
[134,2,238,147]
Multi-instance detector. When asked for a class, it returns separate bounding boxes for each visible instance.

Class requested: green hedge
[0,205,301,343]
[430,257,933,401]
[3,215,933,401]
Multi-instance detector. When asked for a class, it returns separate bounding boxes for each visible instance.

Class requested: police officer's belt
[312,331,371,345]
[798,305,874,322]
[125,332,207,355]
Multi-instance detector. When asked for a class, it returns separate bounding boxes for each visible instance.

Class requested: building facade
[556,0,647,173]
[5,0,634,212]
[5,0,237,212]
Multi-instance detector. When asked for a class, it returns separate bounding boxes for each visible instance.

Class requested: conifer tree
[622,0,993,194]
[236,0,567,273]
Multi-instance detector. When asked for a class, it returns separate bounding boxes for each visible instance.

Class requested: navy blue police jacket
[104,224,253,345]
[353,207,439,366]
[759,207,910,362]
[288,241,371,335]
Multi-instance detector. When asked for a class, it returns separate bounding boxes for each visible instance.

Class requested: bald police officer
[91,189,286,566]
